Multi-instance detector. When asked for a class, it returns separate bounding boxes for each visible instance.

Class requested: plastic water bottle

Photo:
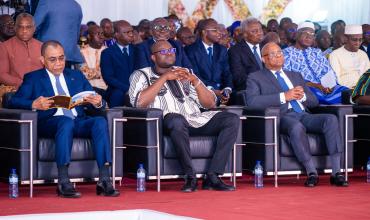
[367,157,370,183]
[254,161,263,188]
[137,164,146,192]
[9,168,19,198]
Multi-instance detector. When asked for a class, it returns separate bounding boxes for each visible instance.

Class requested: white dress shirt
[246,41,261,59]
[46,69,78,116]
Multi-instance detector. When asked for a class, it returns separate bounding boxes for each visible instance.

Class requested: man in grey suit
[245,42,348,187]
[34,0,83,66]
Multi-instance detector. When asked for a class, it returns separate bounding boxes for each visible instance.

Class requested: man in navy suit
[100,20,134,107]
[228,17,264,91]
[245,42,348,187]
[133,17,192,70]
[34,0,84,66]
[185,18,233,105]
[9,41,120,198]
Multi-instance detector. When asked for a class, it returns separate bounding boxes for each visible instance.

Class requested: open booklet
[47,91,97,109]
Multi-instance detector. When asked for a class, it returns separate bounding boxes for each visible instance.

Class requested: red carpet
[0,172,369,220]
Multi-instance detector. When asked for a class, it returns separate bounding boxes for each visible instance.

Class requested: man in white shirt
[330,25,370,88]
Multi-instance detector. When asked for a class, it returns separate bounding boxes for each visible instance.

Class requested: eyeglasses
[152,48,176,55]
[287,28,297,33]
[0,21,15,27]
[248,28,263,35]
[46,55,65,63]
[364,31,370,36]
[205,28,220,33]
[16,25,34,31]
[262,50,283,58]
[349,37,363,42]
[153,25,171,32]
[301,31,315,38]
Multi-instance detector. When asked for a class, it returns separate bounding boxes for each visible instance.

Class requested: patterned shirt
[129,67,219,128]
[351,69,370,101]
[283,46,338,86]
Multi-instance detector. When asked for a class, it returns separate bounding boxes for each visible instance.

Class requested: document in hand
[48,91,97,109]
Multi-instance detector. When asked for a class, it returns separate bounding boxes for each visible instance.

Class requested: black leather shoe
[330,172,349,187]
[57,182,81,198]
[304,173,319,187]
[96,180,120,197]
[202,174,235,191]
[181,176,197,192]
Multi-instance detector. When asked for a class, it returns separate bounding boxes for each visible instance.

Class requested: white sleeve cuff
[279,92,286,104]
[299,93,307,102]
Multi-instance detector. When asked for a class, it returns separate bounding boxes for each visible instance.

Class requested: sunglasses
[153,48,176,55]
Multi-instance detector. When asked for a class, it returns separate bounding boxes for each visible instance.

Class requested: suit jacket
[100,43,134,107]
[228,41,263,91]
[185,40,233,90]
[9,68,102,121]
[34,0,83,63]
[133,38,192,70]
[245,69,318,114]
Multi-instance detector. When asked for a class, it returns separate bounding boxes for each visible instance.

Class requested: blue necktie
[122,47,129,57]
[207,47,213,64]
[253,45,263,69]
[275,71,303,113]
[55,75,75,119]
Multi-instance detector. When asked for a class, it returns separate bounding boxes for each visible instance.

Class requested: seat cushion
[38,138,95,161]
[280,133,328,157]
[163,136,217,159]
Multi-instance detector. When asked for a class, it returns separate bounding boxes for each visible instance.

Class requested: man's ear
[150,54,156,63]
[40,56,45,66]
[261,56,266,64]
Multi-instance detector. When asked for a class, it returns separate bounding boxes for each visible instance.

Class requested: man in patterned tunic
[283,22,348,104]
[129,40,239,192]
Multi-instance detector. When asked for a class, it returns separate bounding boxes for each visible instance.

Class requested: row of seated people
[4,38,370,198]
[1,13,369,108]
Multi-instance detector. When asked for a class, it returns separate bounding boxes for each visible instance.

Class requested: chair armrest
[310,104,354,142]
[242,106,280,144]
[234,90,247,105]
[0,108,38,150]
[115,107,163,147]
[341,89,353,105]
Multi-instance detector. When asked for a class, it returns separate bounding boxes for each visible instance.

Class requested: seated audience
[332,31,347,50]
[137,19,151,41]
[100,20,134,107]
[0,13,43,88]
[316,30,332,58]
[0,14,15,42]
[227,20,242,46]
[245,42,348,187]
[351,68,370,104]
[132,26,143,45]
[218,24,232,49]
[229,17,264,91]
[277,29,288,48]
[80,25,108,95]
[283,22,348,104]
[185,18,233,105]
[9,40,119,198]
[100,18,115,47]
[176,27,196,47]
[267,19,279,32]
[260,32,280,49]
[129,40,239,192]
[279,17,292,31]
[134,17,192,70]
[331,20,346,36]
[284,22,298,47]
[329,25,370,89]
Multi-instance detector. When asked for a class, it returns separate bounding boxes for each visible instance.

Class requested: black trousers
[280,111,342,163]
[163,111,240,176]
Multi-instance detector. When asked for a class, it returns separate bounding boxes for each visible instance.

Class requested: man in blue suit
[185,18,233,105]
[34,0,84,66]
[134,17,192,70]
[9,41,120,198]
[100,20,134,107]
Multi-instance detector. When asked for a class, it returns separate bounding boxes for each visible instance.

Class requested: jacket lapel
[262,69,282,92]
[63,69,76,96]
[40,69,55,97]
[196,40,212,70]
[241,41,258,67]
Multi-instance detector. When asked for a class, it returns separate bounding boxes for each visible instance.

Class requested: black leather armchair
[0,93,124,194]
[116,106,244,190]
[352,105,370,167]
[242,105,354,175]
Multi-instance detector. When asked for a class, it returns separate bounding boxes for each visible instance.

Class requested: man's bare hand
[84,94,102,106]
[32,96,54,110]
[162,67,190,81]
[285,86,304,101]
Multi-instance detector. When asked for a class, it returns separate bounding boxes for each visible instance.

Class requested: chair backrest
[341,89,353,104]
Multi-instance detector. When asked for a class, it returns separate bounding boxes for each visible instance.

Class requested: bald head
[114,20,133,45]
[261,42,284,71]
